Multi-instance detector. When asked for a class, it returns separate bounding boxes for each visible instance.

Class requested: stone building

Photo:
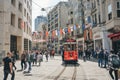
[34,16,47,31]
[47,1,69,53]
[0,0,32,57]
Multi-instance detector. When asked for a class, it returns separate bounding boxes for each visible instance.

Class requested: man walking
[108,50,120,80]
[98,49,104,67]
[21,51,27,70]
[3,52,15,80]
[26,51,32,72]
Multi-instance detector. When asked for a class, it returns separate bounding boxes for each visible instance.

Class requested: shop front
[77,38,84,51]
[93,31,110,51]
[108,32,120,53]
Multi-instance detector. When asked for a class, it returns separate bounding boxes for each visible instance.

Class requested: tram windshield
[64,43,76,51]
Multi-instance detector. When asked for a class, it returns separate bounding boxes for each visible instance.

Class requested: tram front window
[64,44,76,51]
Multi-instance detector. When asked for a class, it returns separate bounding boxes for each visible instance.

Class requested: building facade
[47,2,69,53]
[35,16,47,31]
[0,0,32,57]
[32,22,48,50]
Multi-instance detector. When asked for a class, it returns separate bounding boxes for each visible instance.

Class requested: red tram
[63,39,78,63]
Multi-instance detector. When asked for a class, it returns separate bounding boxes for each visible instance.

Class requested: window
[117,2,120,8]
[24,22,26,32]
[11,13,15,26]
[18,18,22,29]
[117,10,120,17]
[92,14,97,27]
[98,15,101,24]
[11,0,16,6]
[95,14,97,24]
[24,8,26,17]
[71,18,73,24]
[18,2,22,12]
[108,12,112,20]
[27,13,28,20]
[117,1,120,17]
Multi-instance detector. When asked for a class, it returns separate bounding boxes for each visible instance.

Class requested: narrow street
[0,56,112,80]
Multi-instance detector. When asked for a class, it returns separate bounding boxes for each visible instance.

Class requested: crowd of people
[2,49,55,80]
[2,47,120,80]
[78,48,120,80]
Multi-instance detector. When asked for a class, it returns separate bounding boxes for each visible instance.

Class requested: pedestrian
[51,49,55,58]
[26,51,33,72]
[83,51,86,62]
[45,50,49,62]
[98,49,104,67]
[3,52,15,80]
[32,51,37,66]
[37,52,42,66]
[108,50,120,80]
[11,53,17,70]
[21,51,27,70]
[117,49,120,58]
[103,49,109,68]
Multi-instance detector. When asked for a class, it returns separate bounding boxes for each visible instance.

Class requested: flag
[70,26,73,31]
[55,30,58,36]
[57,30,60,36]
[63,28,65,34]
[87,16,91,23]
[52,30,55,37]
[82,24,85,31]
[60,28,63,35]
[65,28,68,33]
[89,29,93,40]
[46,31,48,37]
[73,25,76,30]
[78,25,81,28]
[39,31,42,36]
[68,26,71,33]
[84,30,87,41]
[21,20,24,29]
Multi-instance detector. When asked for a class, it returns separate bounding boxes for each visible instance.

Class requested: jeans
[109,68,118,80]
[28,61,31,72]
[3,70,15,80]
[21,60,26,70]
[104,60,108,67]
[98,58,103,67]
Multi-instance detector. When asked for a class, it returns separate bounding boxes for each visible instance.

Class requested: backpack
[111,55,120,68]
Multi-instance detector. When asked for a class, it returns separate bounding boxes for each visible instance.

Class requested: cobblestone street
[0,56,113,80]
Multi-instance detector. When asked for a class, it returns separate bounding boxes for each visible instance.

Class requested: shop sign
[112,36,120,41]
[94,35,101,39]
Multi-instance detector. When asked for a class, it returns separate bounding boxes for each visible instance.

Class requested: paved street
[0,56,112,80]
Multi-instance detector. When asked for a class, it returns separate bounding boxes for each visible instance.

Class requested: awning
[108,32,120,38]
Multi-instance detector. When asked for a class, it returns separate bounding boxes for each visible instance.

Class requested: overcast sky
[32,0,68,31]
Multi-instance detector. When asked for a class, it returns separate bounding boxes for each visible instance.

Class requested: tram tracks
[72,64,77,80]
[54,64,77,80]
[54,64,67,80]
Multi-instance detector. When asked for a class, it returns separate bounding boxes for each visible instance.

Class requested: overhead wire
[32,1,42,9]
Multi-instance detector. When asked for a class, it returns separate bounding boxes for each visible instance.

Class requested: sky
[32,0,68,31]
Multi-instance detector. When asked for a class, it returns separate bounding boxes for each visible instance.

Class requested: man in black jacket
[108,50,120,80]
[3,52,15,80]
